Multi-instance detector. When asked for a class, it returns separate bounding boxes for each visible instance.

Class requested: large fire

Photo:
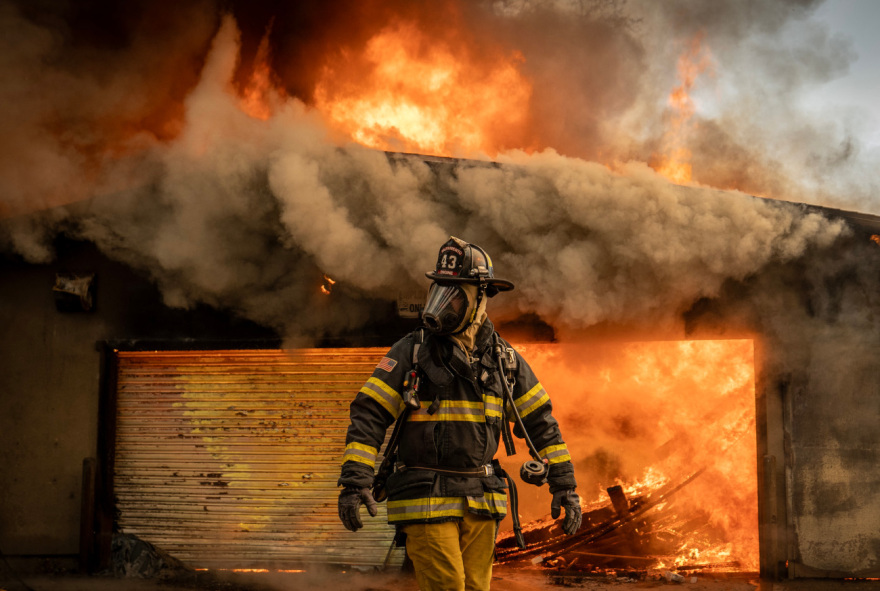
[497,338,758,573]
[236,16,712,181]
[239,28,281,121]
[312,20,532,157]
[651,32,714,185]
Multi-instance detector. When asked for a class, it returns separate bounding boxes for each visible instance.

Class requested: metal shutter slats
[114,348,402,570]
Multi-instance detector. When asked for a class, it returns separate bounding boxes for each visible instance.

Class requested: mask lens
[423,283,468,334]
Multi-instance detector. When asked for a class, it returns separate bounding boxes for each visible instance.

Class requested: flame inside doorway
[497,339,758,573]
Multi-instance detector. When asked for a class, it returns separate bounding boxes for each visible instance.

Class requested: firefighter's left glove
[551,489,582,535]
[338,486,378,532]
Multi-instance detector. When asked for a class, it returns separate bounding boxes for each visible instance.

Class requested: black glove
[338,486,378,532]
[550,489,582,535]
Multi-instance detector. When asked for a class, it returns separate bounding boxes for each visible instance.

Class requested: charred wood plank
[495,467,707,564]
[606,485,630,518]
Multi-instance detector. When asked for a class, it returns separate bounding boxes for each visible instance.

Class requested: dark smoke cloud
[0,0,874,343]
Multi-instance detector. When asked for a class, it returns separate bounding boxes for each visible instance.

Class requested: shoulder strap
[402,329,424,410]
[493,332,518,457]
[494,331,517,381]
[412,328,423,364]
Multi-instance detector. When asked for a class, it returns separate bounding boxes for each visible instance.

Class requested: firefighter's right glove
[551,489,582,535]
[338,486,378,532]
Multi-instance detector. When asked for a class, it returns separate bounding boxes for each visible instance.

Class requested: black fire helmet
[425,236,514,297]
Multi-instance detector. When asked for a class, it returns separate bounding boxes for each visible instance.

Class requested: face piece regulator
[422,282,479,335]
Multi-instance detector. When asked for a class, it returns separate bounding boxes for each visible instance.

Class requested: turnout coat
[338,319,576,526]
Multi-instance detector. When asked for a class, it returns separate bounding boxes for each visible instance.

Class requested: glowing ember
[320,274,336,295]
[652,32,714,185]
[313,20,531,157]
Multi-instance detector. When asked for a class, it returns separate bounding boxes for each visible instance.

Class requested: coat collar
[416,318,496,385]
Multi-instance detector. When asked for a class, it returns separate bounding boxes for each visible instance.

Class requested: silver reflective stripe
[387,494,507,522]
[484,395,502,418]
[387,497,468,521]
[515,383,549,418]
[467,493,508,515]
[342,442,378,467]
[360,377,404,418]
[539,443,572,464]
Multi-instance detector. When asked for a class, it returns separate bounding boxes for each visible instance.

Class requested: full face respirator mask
[422,282,480,335]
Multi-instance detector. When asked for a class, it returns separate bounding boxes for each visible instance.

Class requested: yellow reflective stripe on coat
[387,494,507,522]
[408,400,486,422]
[538,443,572,464]
[341,441,378,467]
[359,377,405,418]
[466,493,508,515]
[483,394,502,419]
[388,497,467,521]
[515,382,550,418]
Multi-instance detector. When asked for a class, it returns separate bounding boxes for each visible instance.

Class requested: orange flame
[505,339,758,572]
[320,274,336,295]
[653,32,714,185]
[313,20,531,158]
[240,26,283,121]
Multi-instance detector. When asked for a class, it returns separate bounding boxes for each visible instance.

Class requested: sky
[805,0,880,148]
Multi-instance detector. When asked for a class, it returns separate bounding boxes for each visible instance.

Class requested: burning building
[1,0,880,583]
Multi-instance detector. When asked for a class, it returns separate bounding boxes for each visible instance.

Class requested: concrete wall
[787,332,880,577]
[0,239,277,558]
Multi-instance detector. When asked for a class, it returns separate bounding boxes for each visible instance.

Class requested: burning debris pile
[483,338,763,578]
[498,339,760,571]
[496,471,745,578]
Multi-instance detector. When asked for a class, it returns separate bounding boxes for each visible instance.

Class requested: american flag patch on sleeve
[376,357,398,372]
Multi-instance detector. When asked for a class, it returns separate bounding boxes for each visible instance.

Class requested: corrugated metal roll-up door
[113,348,404,570]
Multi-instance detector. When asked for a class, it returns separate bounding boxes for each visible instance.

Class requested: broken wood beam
[606,485,630,518]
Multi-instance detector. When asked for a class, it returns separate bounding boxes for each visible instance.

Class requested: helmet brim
[425,272,514,293]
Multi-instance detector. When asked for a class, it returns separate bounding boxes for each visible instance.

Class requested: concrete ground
[3,567,880,591]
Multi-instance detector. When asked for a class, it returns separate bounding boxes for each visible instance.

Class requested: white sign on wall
[397,290,426,318]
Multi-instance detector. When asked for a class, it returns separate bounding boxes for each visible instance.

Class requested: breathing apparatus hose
[492,336,546,465]
[492,334,549,550]
[494,462,526,549]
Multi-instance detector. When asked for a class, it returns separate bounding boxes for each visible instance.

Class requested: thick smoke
[0,1,217,217]
[452,153,845,333]
[0,0,873,342]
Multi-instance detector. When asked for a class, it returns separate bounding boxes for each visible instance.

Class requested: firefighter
[337,236,581,591]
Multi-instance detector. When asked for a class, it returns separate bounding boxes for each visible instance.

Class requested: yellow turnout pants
[402,512,498,591]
